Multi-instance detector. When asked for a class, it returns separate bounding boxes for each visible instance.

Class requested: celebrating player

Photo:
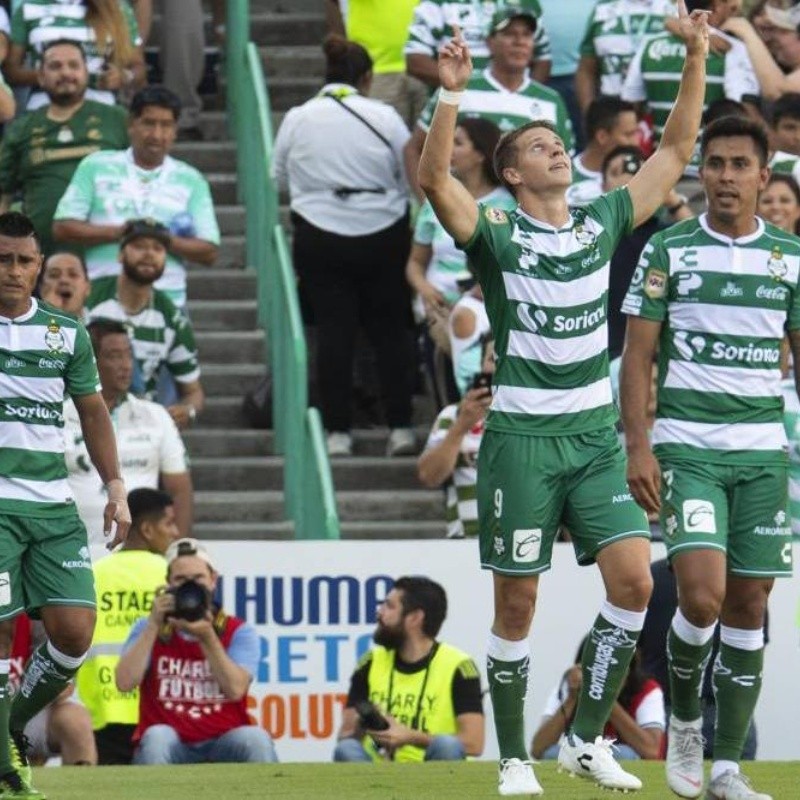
[417,1,708,795]
[621,115,793,800]
[0,212,130,798]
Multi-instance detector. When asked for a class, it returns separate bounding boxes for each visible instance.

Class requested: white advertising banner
[207,540,800,763]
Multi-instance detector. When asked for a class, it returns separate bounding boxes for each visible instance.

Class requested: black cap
[120,218,171,248]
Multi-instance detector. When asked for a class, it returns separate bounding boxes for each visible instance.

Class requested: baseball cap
[165,537,216,571]
[489,6,538,35]
[119,217,171,248]
[765,3,800,32]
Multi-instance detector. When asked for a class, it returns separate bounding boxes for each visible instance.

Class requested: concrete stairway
[176,0,447,541]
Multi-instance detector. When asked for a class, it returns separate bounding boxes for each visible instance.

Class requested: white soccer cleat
[666,715,705,798]
[705,770,772,800]
[497,758,543,796]
[557,733,642,791]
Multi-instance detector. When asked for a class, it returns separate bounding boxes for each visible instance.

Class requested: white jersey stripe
[492,378,612,416]
[6,324,78,353]
[652,418,787,450]
[668,303,787,338]
[0,374,65,403]
[503,264,609,309]
[669,246,800,281]
[0,475,74,505]
[663,361,781,398]
[0,421,65,454]
[508,325,607,366]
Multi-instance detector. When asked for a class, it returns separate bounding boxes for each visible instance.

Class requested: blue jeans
[540,742,641,760]
[133,724,278,764]
[333,734,465,762]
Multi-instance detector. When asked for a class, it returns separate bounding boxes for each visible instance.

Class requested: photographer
[417,336,494,537]
[114,539,277,764]
[333,576,484,762]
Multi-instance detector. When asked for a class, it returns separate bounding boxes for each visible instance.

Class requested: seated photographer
[417,337,494,538]
[114,538,278,765]
[333,576,484,762]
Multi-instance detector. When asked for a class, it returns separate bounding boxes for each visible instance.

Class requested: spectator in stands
[758,172,800,235]
[0,6,15,121]
[334,576,483,762]
[0,40,128,256]
[0,5,10,64]
[418,336,494,538]
[768,91,800,178]
[115,538,279,765]
[52,85,220,309]
[405,0,552,87]
[406,7,574,201]
[77,487,178,765]
[273,34,416,458]
[448,283,490,399]
[11,614,97,768]
[326,0,428,129]
[567,96,639,206]
[5,0,146,110]
[65,319,192,561]
[83,219,204,428]
[531,636,665,761]
[576,0,674,114]
[37,251,91,318]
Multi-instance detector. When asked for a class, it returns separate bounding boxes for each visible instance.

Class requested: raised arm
[417,27,479,246]
[627,0,709,227]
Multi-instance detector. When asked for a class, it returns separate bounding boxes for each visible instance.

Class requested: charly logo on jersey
[674,331,706,360]
[44,320,65,353]
[679,249,699,269]
[512,529,541,563]
[683,499,716,534]
[644,269,667,299]
[676,272,702,297]
[768,245,788,281]
[720,281,743,299]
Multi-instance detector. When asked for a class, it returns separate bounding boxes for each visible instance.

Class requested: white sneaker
[386,427,416,457]
[326,432,353,457]
[667,716,705,798]
[558,733,643,791]
[705,770,772,800]
[497,758,543,796]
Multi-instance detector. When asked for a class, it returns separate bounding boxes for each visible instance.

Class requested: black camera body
[355,700,390,731]
[167,579,210,622]
[471,371,492,391]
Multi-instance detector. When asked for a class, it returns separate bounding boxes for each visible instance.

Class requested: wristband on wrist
[438,88,464,106]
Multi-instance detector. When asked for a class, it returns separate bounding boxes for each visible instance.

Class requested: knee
[425,735,465,761]
[137,724,178,754]
[722,586,771,629]
[333,737,370,763]
[48,612,96,657]
[494,583,537,638]
[0,620,14,657]
[681,586,725,628]
[608,571,653,612]
[237,727,278,763]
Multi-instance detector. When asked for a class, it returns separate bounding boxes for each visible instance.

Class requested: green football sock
[712,642,763,763]
[0,668,11,773]
[668,626,714,722]
[10,642,82,731]
[487,646,530,761]
[571,609,642,742]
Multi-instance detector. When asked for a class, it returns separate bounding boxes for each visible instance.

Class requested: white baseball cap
[765,3,800,32]
[165,537,216,570]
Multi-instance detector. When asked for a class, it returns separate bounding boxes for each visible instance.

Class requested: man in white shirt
[65,319,192,561]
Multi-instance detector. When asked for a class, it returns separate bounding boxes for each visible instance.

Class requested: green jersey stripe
[657,388,779,421]
[1,447,68,480]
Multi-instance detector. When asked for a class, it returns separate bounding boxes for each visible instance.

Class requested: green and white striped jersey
[423,406,484,537]
[781,378,800,536]
[0,300,100,516]
[417,68,574,150]
[404,0,551,72]
[622,214,800,464]
[85,277,200,399]
[461,188,634,435]
[566,152,603,207]
[622,30,758,170]
[770,150,800,184]
[580,0,674,97]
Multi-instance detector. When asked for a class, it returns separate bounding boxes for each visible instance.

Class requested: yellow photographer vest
[76,550,166,729]
[363,642,473,763]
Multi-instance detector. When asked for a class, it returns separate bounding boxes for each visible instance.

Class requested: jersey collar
[699,212,765,246]
[0,298,38,324]
[484,67,531,95]
[515,205,574,233]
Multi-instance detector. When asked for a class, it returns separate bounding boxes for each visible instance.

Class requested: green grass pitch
[31,760,800,799]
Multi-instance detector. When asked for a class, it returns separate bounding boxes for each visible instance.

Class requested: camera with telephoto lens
[167,579,210,622]
[355,700,390,731]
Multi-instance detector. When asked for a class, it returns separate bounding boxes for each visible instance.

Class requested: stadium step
[186,300,258,331]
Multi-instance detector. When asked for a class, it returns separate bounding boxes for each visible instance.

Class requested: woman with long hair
[6,0,146,108]
[758,172,800,234]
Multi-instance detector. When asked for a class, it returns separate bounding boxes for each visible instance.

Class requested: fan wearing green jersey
[418,2,708,795]
[621,116,796,800]
[0,211,130,799]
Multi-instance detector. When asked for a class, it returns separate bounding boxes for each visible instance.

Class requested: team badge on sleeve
[644,269,667,299]
[485,207,508,224]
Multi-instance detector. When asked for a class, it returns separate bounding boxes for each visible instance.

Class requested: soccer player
[417,1,708,795]
[0,212,130,798]
[621,116,794,800]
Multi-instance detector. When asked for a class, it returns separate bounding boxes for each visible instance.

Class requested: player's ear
[502,166,522,187]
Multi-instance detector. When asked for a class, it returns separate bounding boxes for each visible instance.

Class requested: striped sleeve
[166,307,200,383]
[66,323,101,396]
[622,231,669,321]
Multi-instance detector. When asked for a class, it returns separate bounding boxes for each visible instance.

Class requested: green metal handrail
[226,1,340,540]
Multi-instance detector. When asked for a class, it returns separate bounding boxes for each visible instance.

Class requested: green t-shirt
[770,150,800,183]
[54,148,220,308]
[460,188,634,436]
[85,277,200,398]
[0,101,128,255]
[0,299,100,517]
[622,214,800,464]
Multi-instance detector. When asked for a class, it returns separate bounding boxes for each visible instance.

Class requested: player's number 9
[494,488,503,518]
